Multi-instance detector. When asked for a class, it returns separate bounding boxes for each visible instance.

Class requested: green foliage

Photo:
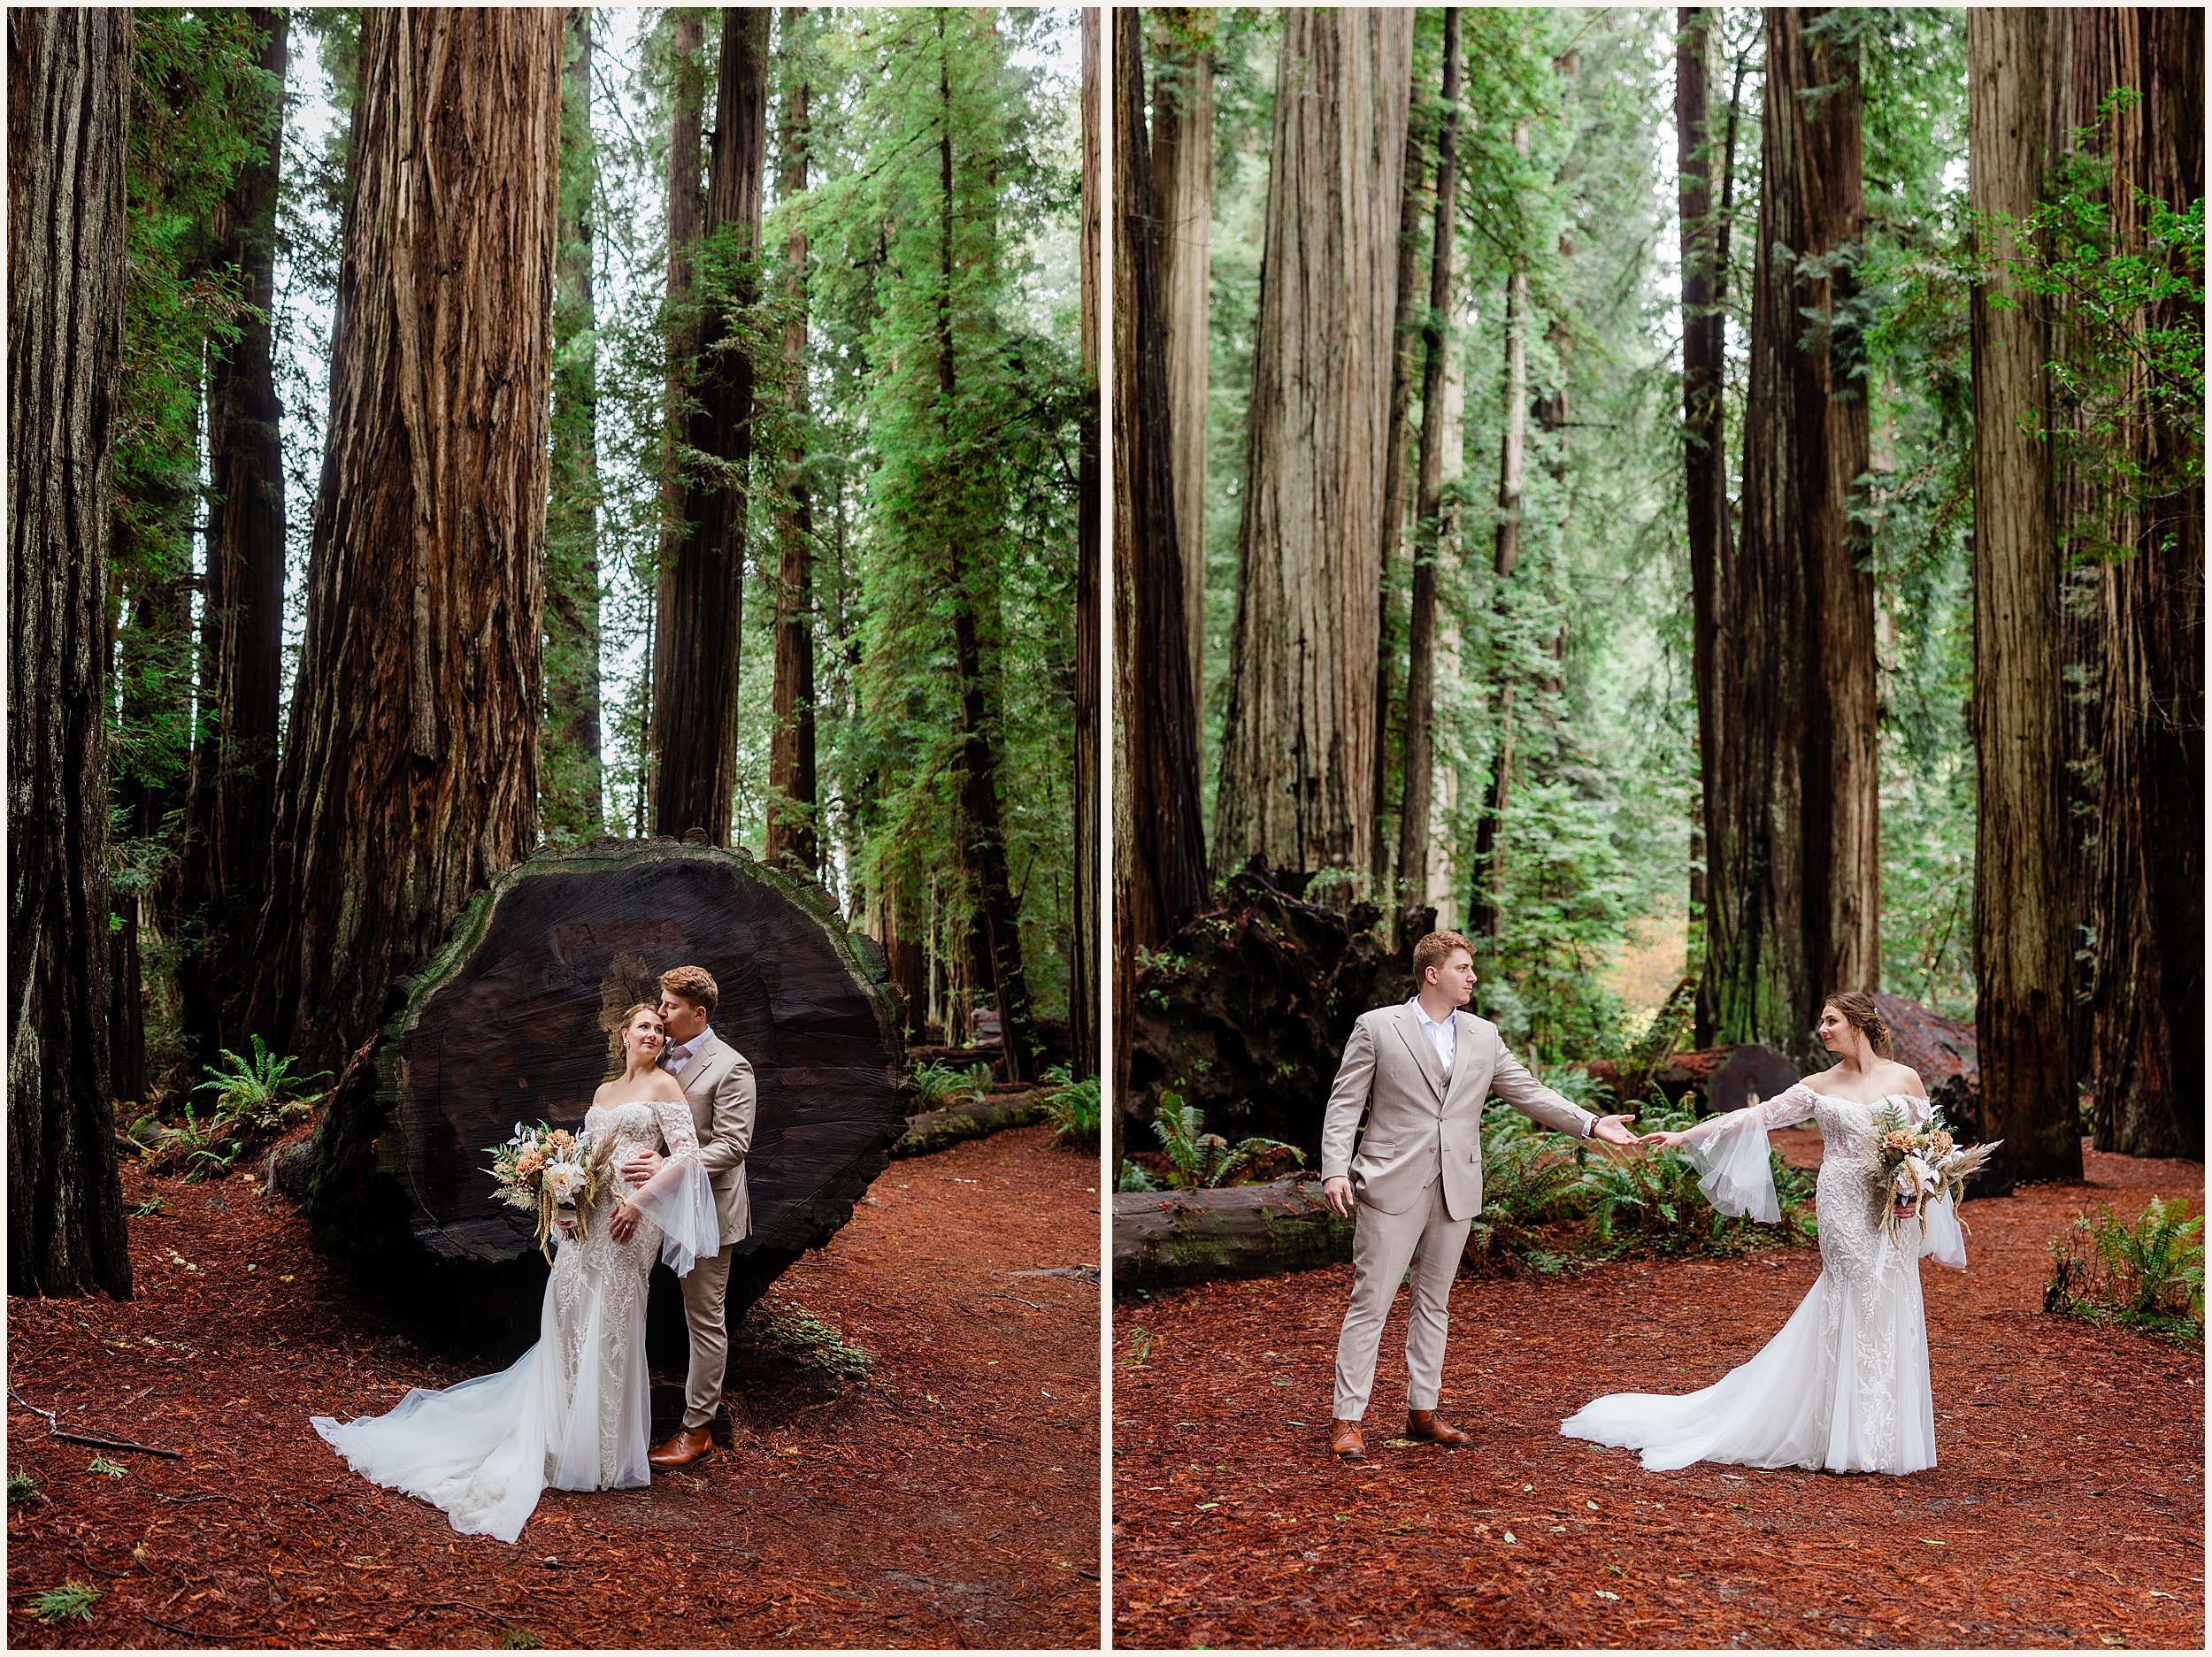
[8,1469,39,1507]
[752,1295,874,1388]
[1041,1073,1102,1154]
[32,1583,100,1626]
[910,1060,993,1112]
[1117,1160,1159,1194]
[1463,1104,1593,1277]
[501,1629,545,1652]
[192,1035,330,1133]
[167,1101,242,1185]
[87,1456,127,1479]
[2046,1196,2205,1346]
[1150,1094,1304,1190]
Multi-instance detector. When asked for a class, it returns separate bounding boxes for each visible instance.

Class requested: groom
[615,964,757,1468]
[1317,930,1641,1460]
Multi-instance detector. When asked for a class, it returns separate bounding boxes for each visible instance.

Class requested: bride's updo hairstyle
[1823,991,1895,1060]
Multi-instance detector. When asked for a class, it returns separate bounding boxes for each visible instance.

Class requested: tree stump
[298,839,907,1361]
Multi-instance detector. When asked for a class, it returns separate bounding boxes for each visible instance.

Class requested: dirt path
[8,1124,1101,1649]
[1113,1145,2202,1649]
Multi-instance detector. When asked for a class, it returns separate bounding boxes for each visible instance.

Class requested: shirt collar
[1408,997,1455,1032]
[667,1024,715,1056]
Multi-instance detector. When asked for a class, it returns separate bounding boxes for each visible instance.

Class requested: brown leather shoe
[1405,1409,1470,1448]
[648,1425,715,1468]
[1328,1418,1365,1461]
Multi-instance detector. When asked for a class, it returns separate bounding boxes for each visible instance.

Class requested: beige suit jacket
[1318,1001,1594,1221]
[668,1029,756,1245]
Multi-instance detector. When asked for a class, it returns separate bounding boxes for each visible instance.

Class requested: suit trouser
[1333,1176,1471,1420]
[680,1240,738,1430]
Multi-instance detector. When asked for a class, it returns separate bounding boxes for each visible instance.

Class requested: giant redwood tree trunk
[1701,7,1876,1058]
[544,4,603,837]
[1149,7,1214,726]
[654,8,767,846]
[765,11,818,877]
[294,841,907,1361]
[1114,7,1208,1061]
[1212,7,1413,884]
[250,8,562,1077]
[2086,8,2203,1160]
[1394,7,1463,909]
[7,5,135,1299]
[180,6,288,1075]
[1965,7,2078,1185]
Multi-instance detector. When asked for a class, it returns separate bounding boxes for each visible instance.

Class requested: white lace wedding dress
[311,1098,720,1543]
[1561,1084,1967,1476]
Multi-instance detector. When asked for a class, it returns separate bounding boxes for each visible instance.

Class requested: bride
[312,1003,720,1542]
[1561,991,1968,1476]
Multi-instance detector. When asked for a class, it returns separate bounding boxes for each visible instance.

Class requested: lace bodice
[581,1097,700,1168]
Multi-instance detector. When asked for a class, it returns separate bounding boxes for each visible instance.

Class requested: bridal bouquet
[1871,1102,2001,1242]
[487,1123,619,1262]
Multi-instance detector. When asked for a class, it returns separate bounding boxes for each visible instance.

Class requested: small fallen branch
[9,1386,184,1459]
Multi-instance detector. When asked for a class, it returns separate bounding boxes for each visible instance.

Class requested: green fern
[193,1035,329,1133]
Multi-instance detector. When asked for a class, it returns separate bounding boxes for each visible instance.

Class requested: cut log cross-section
[300,840,906,1357]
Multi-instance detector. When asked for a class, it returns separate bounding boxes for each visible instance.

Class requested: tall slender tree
[180,7,288,1073]
[1115,9,1206,1039]
[250,7,562,1076]
[1394,7,1464,907]
[765,5,818,874]
[8,5,136,1298]
[1702,6,1877,1056]
[544,4,603,835]
[654,8,766,845]
[1075,4,1102,1092]
[1213,7,1413,883]
[1148,8,1213,724]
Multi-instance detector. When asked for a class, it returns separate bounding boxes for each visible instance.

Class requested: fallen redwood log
[1113,1177,1354,1299]
[892,1090,1052,1159]
[1586,1043,1802,1117]
[297,838,907,1361]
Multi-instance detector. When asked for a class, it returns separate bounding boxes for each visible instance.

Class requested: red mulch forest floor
[1114,1139,2205,1650]
[8,1124,1102,1649]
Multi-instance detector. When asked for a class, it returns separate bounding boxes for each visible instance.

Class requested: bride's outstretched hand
[1640,1128,1692,1152]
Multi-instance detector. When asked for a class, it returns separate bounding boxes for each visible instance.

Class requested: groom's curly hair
[1411,930,1476,981]
[659,964,719,1017]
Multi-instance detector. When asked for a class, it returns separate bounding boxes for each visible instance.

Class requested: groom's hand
[1588,1114,1643,1148]
[621,1149,663,1185]
[1321,1176,1355,1217]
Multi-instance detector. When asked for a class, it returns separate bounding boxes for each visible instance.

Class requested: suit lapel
[675,1032,725,1106]
[1395,1003,1448,1103]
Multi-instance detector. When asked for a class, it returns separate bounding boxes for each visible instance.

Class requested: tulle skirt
[311,1242,651,1544]
[1560,1255,1937,1477]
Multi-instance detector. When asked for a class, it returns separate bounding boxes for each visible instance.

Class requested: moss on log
[1113,1177,1354,1299]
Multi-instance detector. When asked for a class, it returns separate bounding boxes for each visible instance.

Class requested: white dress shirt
[662,1024,715,1078]
[1409,998,1455,1077]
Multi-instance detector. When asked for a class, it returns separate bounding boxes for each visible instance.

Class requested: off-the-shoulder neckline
[1793,1083,1932,1108]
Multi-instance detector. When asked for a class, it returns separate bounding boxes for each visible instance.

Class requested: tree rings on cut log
[301,840,905,1357]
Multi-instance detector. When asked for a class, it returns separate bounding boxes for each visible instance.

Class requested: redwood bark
[1213,8,1413,883]
[765,9,817,875]
[1965,7,2078,1184]
[649,9,707,815]
[8,4,135,1298]
[544,4,603,836]
[1076,6,1101,1090]
[1679,6,1728,1035]
[181,7,288,1073]
[1394,8,1463,907]
[2085,8,2203,1159]
[1149,8,1213,727]
[1114,6,1208,999]
[1469,120,1532,943]
[1701,7,1876,1057]
[250,7,562,1075]
[654,8,767,846]
[1370,105,1426,895]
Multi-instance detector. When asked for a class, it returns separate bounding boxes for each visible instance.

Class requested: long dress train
[311,1096,721,1542]
[1560,1084,1966,1476]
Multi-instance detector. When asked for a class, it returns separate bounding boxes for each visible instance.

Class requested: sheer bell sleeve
[1672,1083,1817,1225]
[624,1096,722,1277]
[1899,1093,1969,1270]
